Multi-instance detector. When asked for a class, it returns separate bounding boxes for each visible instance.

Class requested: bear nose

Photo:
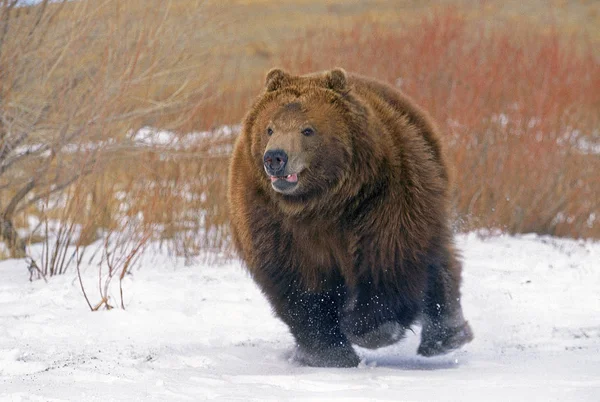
[263,149,288,176]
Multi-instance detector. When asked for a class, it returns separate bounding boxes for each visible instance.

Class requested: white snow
[131,126,238,152]
[1,233,599,401]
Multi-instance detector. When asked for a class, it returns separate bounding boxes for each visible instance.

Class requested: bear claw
[417,321,474,357]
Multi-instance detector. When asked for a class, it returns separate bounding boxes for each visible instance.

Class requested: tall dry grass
[275,11,600,238]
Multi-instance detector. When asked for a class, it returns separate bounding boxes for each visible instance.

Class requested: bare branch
[0,131,29,166]
[2,178,35,219]
[0,121,90,178]
[19,166,94,213]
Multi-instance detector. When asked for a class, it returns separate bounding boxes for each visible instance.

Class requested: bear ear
[324,68,347,92]
[265,68,290,92]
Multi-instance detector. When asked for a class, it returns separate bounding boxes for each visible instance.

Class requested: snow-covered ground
[1,233,599,401]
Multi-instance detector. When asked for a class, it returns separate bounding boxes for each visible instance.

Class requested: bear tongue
[270,174,298,183]
[285,173,298,183]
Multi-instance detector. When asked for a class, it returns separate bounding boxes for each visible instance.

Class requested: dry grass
[275,11,600,237]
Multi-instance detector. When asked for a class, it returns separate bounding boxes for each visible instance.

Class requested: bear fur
[227,68,473,367]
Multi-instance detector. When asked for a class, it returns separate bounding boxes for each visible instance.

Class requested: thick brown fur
[228,68,473,367]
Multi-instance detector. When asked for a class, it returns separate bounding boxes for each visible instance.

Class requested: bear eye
[301,127,314,137]
[267,127,273,136]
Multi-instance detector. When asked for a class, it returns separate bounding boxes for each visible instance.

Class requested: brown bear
[227,68,473,367]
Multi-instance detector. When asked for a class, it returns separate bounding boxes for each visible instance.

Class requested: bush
[0,0,225,258]
[275,11,600,238]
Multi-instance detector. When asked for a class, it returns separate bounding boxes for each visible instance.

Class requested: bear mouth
[269,173,298,183]
[269,173,299,193]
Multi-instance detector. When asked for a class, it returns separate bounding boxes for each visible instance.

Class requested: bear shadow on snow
[228,67,473,368]
[361,354,464,371]
[280,344,465,371]
[356,327,468,370]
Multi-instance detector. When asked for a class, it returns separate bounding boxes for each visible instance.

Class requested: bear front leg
[256,274,360,367]
[417,251,473,357]
[286,289,360,368]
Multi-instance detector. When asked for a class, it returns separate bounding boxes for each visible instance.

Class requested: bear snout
[263,149,288,176]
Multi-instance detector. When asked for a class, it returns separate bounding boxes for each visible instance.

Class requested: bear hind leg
[340,281,418,350]
[417,251,473,357]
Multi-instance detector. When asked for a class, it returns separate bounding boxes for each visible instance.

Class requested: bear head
[243,68,369,207]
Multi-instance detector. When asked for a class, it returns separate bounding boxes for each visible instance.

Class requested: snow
[1,233,599,401]
[131,126,238,152]
[11,125,239,164]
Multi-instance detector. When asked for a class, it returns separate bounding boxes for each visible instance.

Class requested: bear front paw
[292,344,360,368]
